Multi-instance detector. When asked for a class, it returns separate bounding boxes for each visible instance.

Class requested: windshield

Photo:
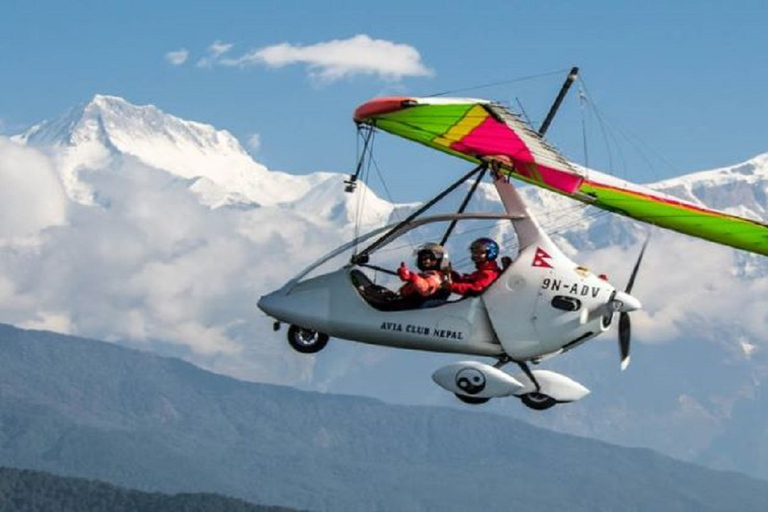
[286,213,521,291]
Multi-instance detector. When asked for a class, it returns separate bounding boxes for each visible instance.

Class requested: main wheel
[520,392,557,411]
[287,325,329,354]
[455,393,490,405]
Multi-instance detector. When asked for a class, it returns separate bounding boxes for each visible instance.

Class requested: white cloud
[210,34,432,82]
[196,40,234,68]
[0,137,67,240]
[0,150,344,384]
[246,133,261,152]
[209,40,233,57]
[165,48,189,66]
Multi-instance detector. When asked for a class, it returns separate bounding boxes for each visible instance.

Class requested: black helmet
[415,243,450,271]
[470,237,499,260]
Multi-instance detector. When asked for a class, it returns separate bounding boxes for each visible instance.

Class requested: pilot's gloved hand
[397,263,414,282]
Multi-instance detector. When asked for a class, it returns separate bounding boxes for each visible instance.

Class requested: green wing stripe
[580,179,768,255]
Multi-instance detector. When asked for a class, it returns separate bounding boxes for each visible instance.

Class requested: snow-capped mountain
[16,95,327,208]
[0,95,397,387]
[4,95,768,482]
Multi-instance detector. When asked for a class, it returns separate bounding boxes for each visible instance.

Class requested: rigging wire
[546,208,614,238]
[578,86,590,172]
[515,97,533,128]
[606,115,683,182]
[577,77,619,177]
[351,126,425,256]
[577,76,681,182]
[426,69,570,98]
[555,75,707,231]
[366,148,421,252]
[368,151,396,209]
[352,127,377,246]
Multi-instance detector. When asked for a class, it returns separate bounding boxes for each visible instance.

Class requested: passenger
[395,243,452,309]
[450,237,502,296]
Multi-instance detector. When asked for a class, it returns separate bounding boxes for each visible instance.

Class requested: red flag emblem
[532,247,553,268]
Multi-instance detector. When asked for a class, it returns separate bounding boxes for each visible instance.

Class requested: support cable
[351,163,488,265]
[345,125,375,193]
[440,165,488,245]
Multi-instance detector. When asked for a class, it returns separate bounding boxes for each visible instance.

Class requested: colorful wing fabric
[354,97,584,194]
[354,96,768,256]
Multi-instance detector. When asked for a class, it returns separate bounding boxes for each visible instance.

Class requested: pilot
[396,243,452,308]
[450,237,502,296]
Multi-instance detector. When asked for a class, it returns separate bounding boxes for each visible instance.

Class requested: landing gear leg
[516,361,540,392]
[515,361,557,411]
[493,355,511,369]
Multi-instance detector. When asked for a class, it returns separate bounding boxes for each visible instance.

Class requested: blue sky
[3,0,768,200]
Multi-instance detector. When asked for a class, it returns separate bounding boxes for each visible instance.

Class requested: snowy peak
[20,95,256,178]
[84,95,250,164]
[15,95,323,207]
[21,94,244,152]
[10,94,398,226]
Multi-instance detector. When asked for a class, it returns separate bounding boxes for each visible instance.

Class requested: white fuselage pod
[511,369,590,403]
[482,238,615,361]
[432,361,524,399]
[258,267,504,357]
[480,172,618,361]
[258,252,615,361]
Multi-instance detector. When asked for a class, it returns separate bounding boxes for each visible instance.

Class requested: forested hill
[0,466,297,512]
[3,323,768,511]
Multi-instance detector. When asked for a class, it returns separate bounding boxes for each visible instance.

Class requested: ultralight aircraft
[258,69,768,410]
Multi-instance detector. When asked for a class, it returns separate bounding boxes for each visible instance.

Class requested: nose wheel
[287,325,329,354]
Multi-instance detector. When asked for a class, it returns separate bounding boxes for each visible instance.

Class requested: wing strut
[352,163,488,264]
[439,165,489,245]
[538,66,579,136]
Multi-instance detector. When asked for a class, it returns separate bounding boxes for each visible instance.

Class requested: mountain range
[2,95,768,483]
[3,322,768,512]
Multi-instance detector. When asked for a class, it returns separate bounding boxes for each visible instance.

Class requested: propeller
[617,238,649,371]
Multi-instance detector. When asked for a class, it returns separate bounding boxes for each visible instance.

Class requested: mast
[538,67,579,136]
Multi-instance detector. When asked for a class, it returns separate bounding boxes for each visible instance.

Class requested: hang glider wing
[354,97,585,194]
[354,97,768,256]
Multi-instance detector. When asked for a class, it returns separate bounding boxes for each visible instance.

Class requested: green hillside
[0,323,767,511]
